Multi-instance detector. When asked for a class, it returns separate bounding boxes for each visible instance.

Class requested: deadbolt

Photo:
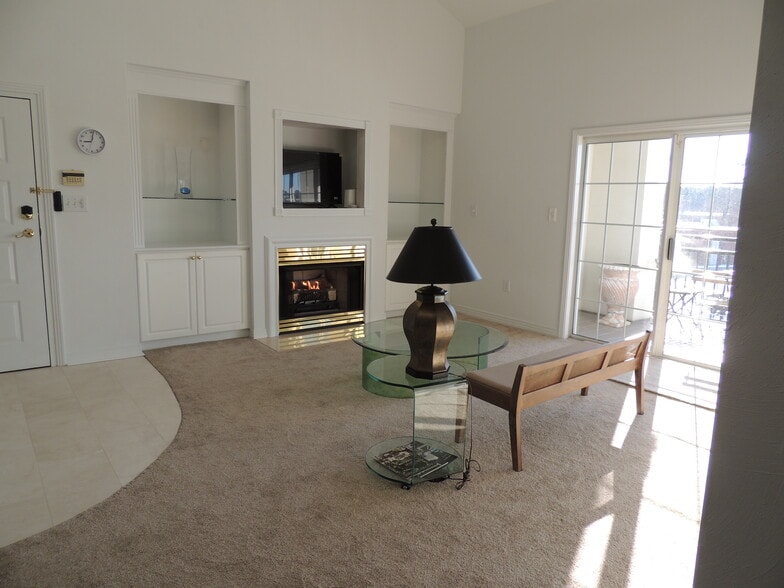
[15,228,36,238]
[21,205,34,219]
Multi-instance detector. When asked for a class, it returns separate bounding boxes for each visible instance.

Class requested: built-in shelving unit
[386,105,455,314]
[128,65,251,346]
[128,65,249,249]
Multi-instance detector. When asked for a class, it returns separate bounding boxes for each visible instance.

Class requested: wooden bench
[465,330,651,471]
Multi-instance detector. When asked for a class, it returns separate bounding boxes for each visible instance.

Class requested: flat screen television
[282,149,343,208]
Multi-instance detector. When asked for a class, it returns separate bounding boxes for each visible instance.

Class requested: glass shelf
[143,195,237,201]
[366,436,466,487]
[387,202,446,240]
[366,355,466,389]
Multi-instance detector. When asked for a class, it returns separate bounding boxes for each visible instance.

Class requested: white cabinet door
[138,248,249,342]
[138,252,198,341]
[196,249,248,334]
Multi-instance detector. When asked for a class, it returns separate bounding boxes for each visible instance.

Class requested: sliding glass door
[570,124,749,368]
[658,133,747,367]
[573,138,671,342]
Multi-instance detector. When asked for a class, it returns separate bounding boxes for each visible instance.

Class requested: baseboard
[63,344,145,366]
[140,329,250,351]
[452,305,560,338]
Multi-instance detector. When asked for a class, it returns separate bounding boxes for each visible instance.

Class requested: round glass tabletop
[353,318,507,359]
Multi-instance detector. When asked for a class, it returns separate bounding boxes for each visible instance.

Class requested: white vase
[599,265,640,327]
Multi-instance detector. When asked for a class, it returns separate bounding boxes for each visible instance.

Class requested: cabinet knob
[189,255,203,261]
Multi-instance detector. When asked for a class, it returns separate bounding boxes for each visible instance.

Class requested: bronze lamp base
[402,285,456,379]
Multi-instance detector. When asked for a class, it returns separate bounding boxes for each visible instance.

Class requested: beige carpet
[0,325,713,587]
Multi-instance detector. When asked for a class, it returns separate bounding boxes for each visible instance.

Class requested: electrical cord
[450,392,480,490]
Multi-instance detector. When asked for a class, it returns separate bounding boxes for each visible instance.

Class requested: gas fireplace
[277,244,365,334]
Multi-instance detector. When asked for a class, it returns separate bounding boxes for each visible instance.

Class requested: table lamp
[387,219,481,379]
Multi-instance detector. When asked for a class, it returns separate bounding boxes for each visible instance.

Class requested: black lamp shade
[386,220,481,285]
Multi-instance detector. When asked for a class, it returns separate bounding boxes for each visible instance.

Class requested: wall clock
[76,128,106,154]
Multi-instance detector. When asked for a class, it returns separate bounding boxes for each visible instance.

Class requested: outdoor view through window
[573,132,748,368]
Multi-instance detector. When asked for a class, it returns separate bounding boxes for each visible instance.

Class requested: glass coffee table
[352,318,507,398]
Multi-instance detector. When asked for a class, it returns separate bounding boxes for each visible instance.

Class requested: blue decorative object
[175,147,192,198]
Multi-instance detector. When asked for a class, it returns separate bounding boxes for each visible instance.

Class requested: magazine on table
[373,440,458,479]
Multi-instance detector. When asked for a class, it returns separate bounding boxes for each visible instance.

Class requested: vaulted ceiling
[437,0,556,27]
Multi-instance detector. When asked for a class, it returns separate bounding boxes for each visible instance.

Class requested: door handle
[15,228,36,238]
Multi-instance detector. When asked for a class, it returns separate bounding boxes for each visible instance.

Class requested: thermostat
[62,170,85,186]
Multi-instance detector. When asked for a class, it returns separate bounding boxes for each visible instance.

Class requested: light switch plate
[63,195,88,211]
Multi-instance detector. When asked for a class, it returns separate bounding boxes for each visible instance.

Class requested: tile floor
[0,357,180,548]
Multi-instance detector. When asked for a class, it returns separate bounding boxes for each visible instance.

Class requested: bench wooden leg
[635,365,645,415]
[580,386,589,396]
[509,412,523,471]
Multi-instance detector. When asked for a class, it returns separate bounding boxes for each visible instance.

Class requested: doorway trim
[0,82,63,367]
[560,115,750,343]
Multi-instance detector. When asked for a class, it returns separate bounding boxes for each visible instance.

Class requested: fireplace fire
[288,273,337,309]
[277,245,365,334]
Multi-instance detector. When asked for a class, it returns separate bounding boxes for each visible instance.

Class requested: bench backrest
[511,330,651,413]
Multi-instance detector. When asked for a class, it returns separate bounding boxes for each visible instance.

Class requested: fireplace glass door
[278,259,364,334]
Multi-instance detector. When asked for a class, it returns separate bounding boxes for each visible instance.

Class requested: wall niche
[274,109,369,216]
[128,65,249,248]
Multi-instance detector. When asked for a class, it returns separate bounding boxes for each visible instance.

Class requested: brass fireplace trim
[279,310,365,334]
[277,244,366,266]
[277,244,366,334]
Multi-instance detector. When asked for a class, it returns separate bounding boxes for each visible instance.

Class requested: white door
[571,138,672,342]
[657,132,748,367]
[0,96,50,372]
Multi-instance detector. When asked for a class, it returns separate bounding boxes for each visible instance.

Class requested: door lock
[15,228,36,238]
[21,205,34,219]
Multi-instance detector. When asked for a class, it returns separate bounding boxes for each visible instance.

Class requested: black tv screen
[282,149,342,208]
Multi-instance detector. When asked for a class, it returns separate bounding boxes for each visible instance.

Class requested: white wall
[451,0,763,335]
[695,1,784,583]
[0,0,464,363]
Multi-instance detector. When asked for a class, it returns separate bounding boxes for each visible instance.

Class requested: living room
[1,0,781,585]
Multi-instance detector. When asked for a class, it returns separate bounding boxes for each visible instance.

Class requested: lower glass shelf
[365,436,465,487]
